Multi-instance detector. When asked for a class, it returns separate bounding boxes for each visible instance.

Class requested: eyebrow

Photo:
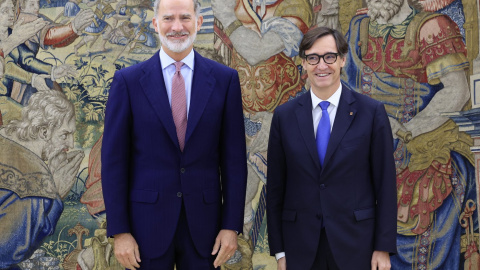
[307,52,338,55]
[162,13,192,18]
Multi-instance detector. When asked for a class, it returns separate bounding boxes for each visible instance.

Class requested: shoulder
[275,91,309,115]
[343,85,383,109]
[0,134,57,199]
[419,12,457,28]
[415,12,460,37]
[115,52,159,78]
[194,50,238,76]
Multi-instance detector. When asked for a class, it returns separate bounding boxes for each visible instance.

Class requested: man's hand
[114,233,141,269]
[277,257,286,270]
[0,18,49,55]
[72,9,95,33]
[371,251,391,270]
[211,229,237,268]
[52,64,77,81]
[51,150,85,198]
[32,74,50,90]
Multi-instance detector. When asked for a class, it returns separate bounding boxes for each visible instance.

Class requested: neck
[163,46,193,62]
[312,83,340,101]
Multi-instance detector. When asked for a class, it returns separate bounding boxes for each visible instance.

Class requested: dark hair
[299,27,348,58]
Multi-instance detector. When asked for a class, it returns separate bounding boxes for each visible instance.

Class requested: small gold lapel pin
[350,112,353,116]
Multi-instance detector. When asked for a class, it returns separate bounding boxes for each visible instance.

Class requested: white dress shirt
[311,84,342,137]
[159,48,195,116]
[275,84,342,261]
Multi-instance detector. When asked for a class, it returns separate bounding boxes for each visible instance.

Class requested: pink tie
[172,62,187,151]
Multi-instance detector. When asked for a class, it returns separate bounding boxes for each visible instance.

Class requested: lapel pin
[350,112,353,116]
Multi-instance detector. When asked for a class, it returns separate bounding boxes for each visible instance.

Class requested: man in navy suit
[266,27,397,270]
[101,0,247,269]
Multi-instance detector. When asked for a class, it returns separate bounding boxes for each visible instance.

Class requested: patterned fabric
[344,11,476,269]
[172,62,187,151]
[362,11,467,84]
[0,134,63,268]
[316,101,330,166]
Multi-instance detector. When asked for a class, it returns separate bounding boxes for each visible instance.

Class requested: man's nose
[171,19,183,31]
[316,58,329,69]
[66,134,74,149]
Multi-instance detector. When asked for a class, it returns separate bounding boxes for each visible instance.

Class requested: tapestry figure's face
[0,0,15,28]
[43,117,76,162]
[22,0,40,14]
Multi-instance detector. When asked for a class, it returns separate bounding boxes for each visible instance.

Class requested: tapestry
[0,0,479,269]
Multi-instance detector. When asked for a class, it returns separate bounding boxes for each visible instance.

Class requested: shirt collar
[310,84,342,110]
[159,48,195,70]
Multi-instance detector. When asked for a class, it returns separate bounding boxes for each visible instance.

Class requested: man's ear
[39,126,50,140]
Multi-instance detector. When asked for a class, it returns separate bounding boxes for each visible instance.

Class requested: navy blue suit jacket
[266,84,397,269]
[101,50,247,259]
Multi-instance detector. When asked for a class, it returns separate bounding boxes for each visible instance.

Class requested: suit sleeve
[370,102,397,254]
[101,70,133,237]
[219,70,248,233]
[266,110,287,255]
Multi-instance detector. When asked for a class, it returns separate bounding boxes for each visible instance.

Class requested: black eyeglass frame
[304,53,340,65]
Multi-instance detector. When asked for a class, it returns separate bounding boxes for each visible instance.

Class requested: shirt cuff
[275,252,285,261]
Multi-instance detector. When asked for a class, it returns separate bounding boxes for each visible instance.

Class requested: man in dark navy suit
[101,0,247,269]
[266,27,397,270]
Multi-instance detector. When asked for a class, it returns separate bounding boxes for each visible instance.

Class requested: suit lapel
[322,83,357,169]
[185,51,215,146]
[295,92,322,170]
[139,53,180,149]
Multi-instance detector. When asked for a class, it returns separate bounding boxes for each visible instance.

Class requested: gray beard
[367,0,404,22]
[159,31,197,53]
[42,140,64,163]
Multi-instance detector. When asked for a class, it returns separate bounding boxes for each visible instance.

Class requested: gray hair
[153,0,201,19]
[5,90,75,141]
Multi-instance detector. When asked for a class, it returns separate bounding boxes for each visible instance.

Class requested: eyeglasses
[304,53,339,65]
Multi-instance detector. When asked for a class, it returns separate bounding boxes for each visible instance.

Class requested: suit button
[320,184,326,190]
[180,168,185,173]
[177,192,182,197]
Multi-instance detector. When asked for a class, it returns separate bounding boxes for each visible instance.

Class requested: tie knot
[174,62,184,72]
[319,101,330,111]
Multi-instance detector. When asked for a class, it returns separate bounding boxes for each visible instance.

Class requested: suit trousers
[311,228,340,270]
[136,202,217,270]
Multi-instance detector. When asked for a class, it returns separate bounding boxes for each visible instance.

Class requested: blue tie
[316,101,331,166]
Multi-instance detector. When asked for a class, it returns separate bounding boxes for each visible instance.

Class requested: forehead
[305,35,338,54]
[56,116,76,131]
[158,0,195,14]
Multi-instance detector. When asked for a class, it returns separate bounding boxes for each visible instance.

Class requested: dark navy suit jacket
[267,83,397,269]
[101,50,247,259]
